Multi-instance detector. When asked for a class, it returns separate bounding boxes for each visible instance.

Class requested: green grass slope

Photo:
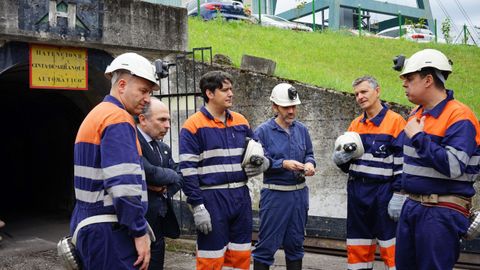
[188,18,480,116]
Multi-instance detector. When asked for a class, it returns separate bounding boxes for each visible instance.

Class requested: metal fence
[153,47,212,234]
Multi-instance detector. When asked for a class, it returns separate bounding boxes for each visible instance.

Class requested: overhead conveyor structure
[253,0,434,32]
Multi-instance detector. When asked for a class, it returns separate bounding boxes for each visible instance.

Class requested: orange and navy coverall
[396,90,480,270]
[179,107,253,270]
[71,95,148,270]
[336,104,406,270]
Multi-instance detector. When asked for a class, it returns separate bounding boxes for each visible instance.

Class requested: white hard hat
[334,132,364,159]
[270,83,301,107]
[105,52,159,90]
[400,49,452,77]
[242,138,265,167]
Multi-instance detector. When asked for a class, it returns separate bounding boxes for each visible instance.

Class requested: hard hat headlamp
[270,83,301,106]
[392,54,406,71]
[343,143,357,153]
[393,49,453,78]
[249,155,264,167]
[242,138,265,167]
[334,132,365,159]
[288,87,298,101]
[154,59,171,80]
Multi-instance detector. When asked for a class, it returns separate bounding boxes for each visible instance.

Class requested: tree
[295,1,307,20]
[405,17,426,28]
[441,18,452,44]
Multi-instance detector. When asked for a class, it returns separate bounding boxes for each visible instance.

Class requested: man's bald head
[142,97,168,117]
[138,97,171,140]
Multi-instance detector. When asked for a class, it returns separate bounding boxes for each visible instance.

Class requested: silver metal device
[465,209,480,240]
[57,236,81,270]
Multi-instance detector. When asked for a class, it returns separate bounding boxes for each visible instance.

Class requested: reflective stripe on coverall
[252,118,316,266]
[396,90,480,270]
[179,107,254,270]
[71,95,148,270]
[344,104,405,270]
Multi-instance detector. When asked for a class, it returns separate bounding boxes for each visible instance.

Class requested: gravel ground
[0,249,63,270]
[0,237,62,270]
[0,237,196,270]
[0,237,362,270]
[0,221,377,270]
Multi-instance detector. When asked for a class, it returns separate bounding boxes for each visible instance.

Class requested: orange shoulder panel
[75,102,137,145]
[228,111,250,127]
[420,100,480,144]
[385,110,407,138]
[182,111,209,135]
[445,101,480,145]
[347,115,363,132]
[182,111,250,134]
[348,110,405,137]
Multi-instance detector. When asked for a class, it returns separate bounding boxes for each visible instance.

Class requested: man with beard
[252,83,316,270]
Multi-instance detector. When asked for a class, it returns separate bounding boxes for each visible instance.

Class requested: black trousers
[149,236,165,270]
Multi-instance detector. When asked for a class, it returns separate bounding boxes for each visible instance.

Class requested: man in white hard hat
[252,83,316,270]
[394,49,480,269]
[136,97,183,270]
[179,71,268,270]
[332,76,406,270]
[70,52,159,270]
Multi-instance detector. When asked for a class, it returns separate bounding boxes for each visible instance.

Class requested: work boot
[286,259,302,270]
[253,260,270,270]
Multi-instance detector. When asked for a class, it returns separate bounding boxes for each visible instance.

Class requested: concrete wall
[0,0,187,57]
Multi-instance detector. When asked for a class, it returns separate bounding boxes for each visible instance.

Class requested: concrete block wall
[0,0,187,56]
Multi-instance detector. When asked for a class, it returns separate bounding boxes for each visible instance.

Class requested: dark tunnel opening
[0,65,83,217]
[0,52,111,222]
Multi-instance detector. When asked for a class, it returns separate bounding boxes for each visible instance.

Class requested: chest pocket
[230,125,248,146]
[294,141,306,162]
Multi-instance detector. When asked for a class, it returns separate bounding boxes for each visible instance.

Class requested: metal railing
[153,47,212,233]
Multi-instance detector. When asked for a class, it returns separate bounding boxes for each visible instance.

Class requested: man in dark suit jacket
[137,97,183,270]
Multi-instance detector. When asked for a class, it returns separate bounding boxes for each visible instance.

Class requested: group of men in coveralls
[69,47,479,270]
[333,49,480,270]
[179,71,316,270]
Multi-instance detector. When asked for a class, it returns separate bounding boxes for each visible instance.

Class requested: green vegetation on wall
[188,18,480,116]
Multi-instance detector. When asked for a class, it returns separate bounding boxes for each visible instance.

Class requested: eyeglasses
[288,87,298,100]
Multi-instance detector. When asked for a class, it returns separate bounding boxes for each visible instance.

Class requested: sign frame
[29,44,88,90]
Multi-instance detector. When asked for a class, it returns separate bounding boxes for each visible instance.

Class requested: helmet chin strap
[434,69,446,84]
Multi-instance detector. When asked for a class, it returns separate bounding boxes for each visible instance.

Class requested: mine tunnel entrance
[0,42,112,222]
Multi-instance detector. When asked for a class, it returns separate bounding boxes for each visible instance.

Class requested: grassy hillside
[188,18,480,116]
